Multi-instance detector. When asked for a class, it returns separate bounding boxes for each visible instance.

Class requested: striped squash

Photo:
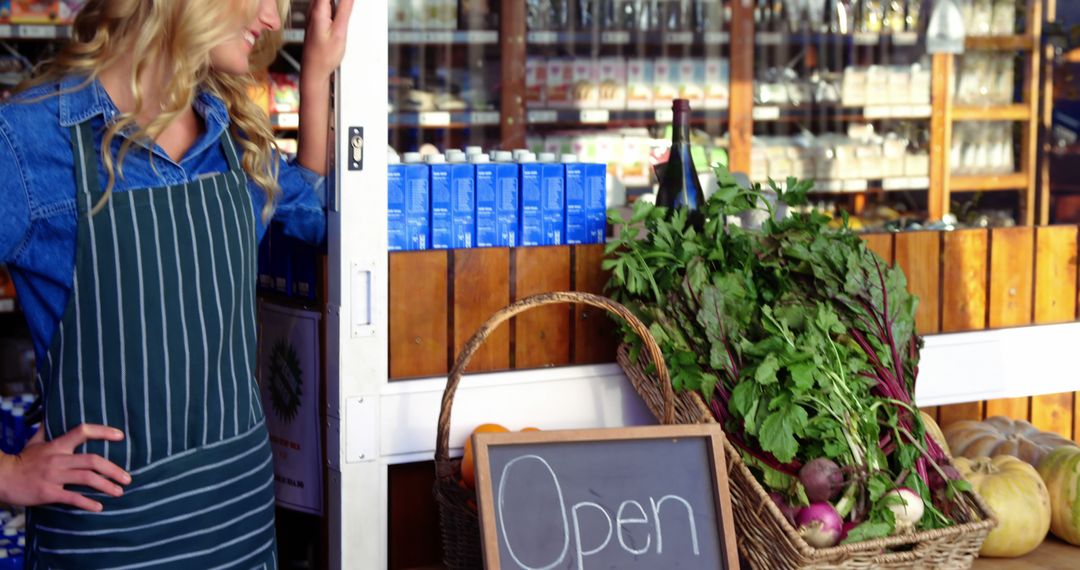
[1036,446,1080,546]
[955,455,1051,557]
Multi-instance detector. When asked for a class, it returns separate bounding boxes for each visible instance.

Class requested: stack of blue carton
[0,511,25,570]
[256,221,319,301]
[389,148,607,251]
[0,394,36,455]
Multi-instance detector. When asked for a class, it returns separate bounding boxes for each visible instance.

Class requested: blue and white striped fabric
[27,121,277,569]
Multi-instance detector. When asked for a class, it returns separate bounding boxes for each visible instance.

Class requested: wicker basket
[618,344,998,569]
[433,291,674,570]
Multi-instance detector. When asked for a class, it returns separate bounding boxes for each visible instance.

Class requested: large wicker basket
[618,344,998,569]
[433,291,675,570]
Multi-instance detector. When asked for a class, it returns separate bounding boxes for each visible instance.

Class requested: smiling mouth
[244,31,257,46]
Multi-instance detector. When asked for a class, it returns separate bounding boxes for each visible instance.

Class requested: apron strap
[70,122,103,198]
[220,129,245,174]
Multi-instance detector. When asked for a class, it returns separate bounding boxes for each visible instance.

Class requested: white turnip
[796,503,843,548]
[884,487,924,531]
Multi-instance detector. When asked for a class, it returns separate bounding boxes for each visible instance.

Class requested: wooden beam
[895,232,941,335]
[929,54,953,221]
[952,105,1031,122]
[985,227,1036,420]
[499,0,526,148]
[727,0,754,174]
[965,35,1037,51]
[949,173,1029,192]
[1020,0,1043,226]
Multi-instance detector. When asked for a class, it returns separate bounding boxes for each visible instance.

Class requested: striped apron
[26,121,278,569]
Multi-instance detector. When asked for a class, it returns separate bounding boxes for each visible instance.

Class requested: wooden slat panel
[389,251,449,379]
[453,248,511,373]
[514,247,572,369]
[985,227,1036,420]
[939,403,984,428]
[1031,226,1078,438]
[861,233,894,265]
[941,230,989,333]
[573,244,619,364]
[1034,226,1079,324]
[894,231,941,335]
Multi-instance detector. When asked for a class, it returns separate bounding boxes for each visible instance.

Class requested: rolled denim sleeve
[272,155,327,246]
[0,118,30,264]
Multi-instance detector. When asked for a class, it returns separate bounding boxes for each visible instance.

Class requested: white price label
[580,109,610,124]
[704,31,729,44]
[472,111,500,125]
[274,113,300,129]
[854,32,879,46]
[893,32,918,46]
[654,109,674,123]
[20,25,56,39]
[910,104,933,118]
[527,110,558,123]
[817,180,844,193]
[882,178,908,191]
[843,179,870,192]
[908,176,930,189]
[528,31,558,44]
[424,31,453,44]
[757,32,782,45]
[668,31,693,44]
[463,30,498,44]
[752,106,781,121]
[419,111,452,127]
[601,31,630,44]
[0,25,12,38]
[283,29,305,43]
[863,106,892,119]
[891,106,916,118]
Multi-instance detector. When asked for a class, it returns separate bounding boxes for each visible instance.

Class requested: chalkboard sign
[474,425,739,570]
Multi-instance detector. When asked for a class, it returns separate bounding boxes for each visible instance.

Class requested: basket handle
[434,291,673,473]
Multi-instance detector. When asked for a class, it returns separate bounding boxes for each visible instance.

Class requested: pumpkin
[954,455,1051,557]
[920,411,950,456]
[1036,446,1080,546]
[944,416,1077,466]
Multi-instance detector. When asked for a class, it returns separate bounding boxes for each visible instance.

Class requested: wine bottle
[655,99,706,227]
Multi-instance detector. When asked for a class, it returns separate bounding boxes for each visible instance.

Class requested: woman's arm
[0,119,30,264]
[296,0,355,176]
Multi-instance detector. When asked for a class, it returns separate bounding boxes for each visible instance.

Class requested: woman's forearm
[297,73,330,176]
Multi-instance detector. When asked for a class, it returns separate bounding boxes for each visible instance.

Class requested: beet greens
[604,169,971,541]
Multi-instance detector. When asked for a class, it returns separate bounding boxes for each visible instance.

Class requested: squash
[1036,446,1080,546]
[943,416,1077,466]
[920,411,950,456]
[954,455,1051,557]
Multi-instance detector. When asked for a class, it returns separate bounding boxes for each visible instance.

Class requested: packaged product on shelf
[990,0,1014,36]
[493,152,519,247]
[910,64,932,105]
[526,58,547,108]
[387,157,407,251]
[626,59,654,110]
[447,154,475,249]
[887,66,911,106]
[519,155,544,247]
[597,58,627,110]
[546,59,573,109]
[59,0,82,22]
[704,59,729,110]
[10,0,58,23]
[270,73,301,114]
[652,58,679,110]
[571,60,600,109]
[0,1,9,23]
[473,154,498,247]
[864,65,889,107]
[585,163,607,243]
[677,58,705,108]
[620,135,651,187]
[387,0,412,28]
[840,66,868,107]
[540,160,565,245]
[563,155,588,244]
[403,153,430,250]
[962,0,993,36]
[428,155,453,250]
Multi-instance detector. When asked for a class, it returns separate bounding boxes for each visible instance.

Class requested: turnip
[768,492,799,525]
[796,503,843,548]
[799,458,844,503]
[884,487,924,531]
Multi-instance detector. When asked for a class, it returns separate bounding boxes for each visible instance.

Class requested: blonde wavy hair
[19,0,289,219]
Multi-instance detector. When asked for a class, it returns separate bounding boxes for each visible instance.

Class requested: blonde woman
[0,0,353,566]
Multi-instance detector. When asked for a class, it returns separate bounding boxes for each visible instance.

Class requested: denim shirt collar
[57,74,231,164]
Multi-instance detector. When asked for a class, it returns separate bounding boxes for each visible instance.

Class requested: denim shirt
[0,76,327,361]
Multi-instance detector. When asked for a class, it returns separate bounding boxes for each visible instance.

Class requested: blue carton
[387,163,407,251]
[404,164,430,250]
[495,164,519,247]
[541,163,565,245]
[585,163,607,244]
[519,162,544,246]
[430,162,453,249]
[269,223,291,294]
[564,163,588,244]
[450,164,475,248]
[475,163,498,247]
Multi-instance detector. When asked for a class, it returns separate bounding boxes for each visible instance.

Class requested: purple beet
[768,492,799,525]
[799,458,844,503]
